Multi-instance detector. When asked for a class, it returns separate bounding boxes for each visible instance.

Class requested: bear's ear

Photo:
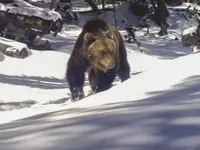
[84,32,96,43]
[105,28,114,39]
[88,52,92,58]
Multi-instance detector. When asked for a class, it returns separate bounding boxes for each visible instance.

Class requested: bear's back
[82,19,109,33]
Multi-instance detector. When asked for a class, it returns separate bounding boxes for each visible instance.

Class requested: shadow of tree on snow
[0,74,68,89]
[138,30,193,60]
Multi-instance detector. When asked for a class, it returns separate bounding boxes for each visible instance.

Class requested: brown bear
[66,19,130,101]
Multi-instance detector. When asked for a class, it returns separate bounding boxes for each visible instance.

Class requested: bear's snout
[107,62,115,69]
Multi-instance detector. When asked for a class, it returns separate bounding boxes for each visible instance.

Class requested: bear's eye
[106,34,113,39]
[88,38,96,45]
[101,51,106,57]
[88,53,92,58]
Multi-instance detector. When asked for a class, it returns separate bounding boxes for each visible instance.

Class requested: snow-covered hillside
[0,2,200,150]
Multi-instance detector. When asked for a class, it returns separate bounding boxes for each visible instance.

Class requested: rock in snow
[0,37,31,58]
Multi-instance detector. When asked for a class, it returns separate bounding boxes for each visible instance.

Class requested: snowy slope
[0,2,200,150]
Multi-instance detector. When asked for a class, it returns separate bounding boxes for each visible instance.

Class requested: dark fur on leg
[117,32,130,82]
[66,59,85,101]
[89,68,116,93]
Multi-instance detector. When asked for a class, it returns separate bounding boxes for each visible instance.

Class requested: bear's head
[83,28,117,72]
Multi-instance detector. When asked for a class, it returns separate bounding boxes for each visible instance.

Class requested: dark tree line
[52,0,200,36]
[151,0,169,35]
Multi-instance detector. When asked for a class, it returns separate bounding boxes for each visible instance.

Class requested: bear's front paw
[121,76,130,82]
[71,88,84,102]
[88,89,97,96]
[71,93,84,102]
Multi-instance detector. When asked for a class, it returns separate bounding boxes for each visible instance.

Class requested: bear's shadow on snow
[0,73,114,91]
[0,75,200,150]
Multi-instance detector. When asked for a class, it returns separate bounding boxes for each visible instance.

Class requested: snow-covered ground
[0,2,200,150]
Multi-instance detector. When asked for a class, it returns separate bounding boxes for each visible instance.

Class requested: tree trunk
[150,0,157,12]
[157,0,168,35]
[49,0,56,10]
[84,0,99,12]
[150,0,168,36]
[102,0,105,9]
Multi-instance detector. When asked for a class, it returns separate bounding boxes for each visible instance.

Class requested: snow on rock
[192,46,200,53]
[0,3,6,10]
[0,37,28,50]
[182,25,198,35]
[0,0,62,21]
[171,2,200,12]
[0,37,31,58]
